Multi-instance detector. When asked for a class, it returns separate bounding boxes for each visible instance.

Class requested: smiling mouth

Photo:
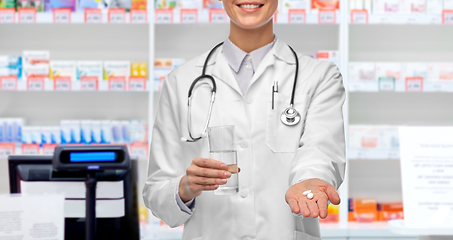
[237,3,264,9]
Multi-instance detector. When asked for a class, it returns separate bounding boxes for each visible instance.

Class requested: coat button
[239,141,248,148]
[239,189,249,198]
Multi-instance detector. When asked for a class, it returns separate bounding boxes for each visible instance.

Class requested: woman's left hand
[285,178,340,219]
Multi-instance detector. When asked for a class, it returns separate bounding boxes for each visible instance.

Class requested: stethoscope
[181,42,301,143]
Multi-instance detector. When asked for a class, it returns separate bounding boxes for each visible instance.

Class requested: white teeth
[239,4,261,9]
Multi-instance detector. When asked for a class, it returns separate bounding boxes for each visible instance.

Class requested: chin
[233,18,272,30]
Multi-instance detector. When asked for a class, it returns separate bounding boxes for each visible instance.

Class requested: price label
[130,9,147,23]
[288,9,306,24]
[109,76,126,91]
[388,150,399,159]
[319,10,336,24]
[108,8,126,23]
[0,143,15,157]
[130,143,149,159]
[22,144,40,155]
[430,15,442,24]
[0,76,18,90]
[406,16,418,24]
[85,8,102,23]
[18,8,36,23]
[379,77,395,91]
[42,144,57,155]
[156,9,173,23]
[129,77,146,91]
[378,15,390,24]
[54,77,71,91]
[209,9,227,23]
[443,10,453,24]
[53,8,71,23]
[351,9,368,24]
[0,9,15,23]
[80,76,98,91]
[27,77,44,91]
[406,77,423,92]
[181,9,197,23]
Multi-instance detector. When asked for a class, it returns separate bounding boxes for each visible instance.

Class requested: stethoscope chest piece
[281,106,301,126]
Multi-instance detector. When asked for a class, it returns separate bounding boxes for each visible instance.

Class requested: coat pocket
[265,93,309,153]
[293,231,323,240]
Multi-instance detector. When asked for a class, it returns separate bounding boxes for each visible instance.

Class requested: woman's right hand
[178,158,231,203]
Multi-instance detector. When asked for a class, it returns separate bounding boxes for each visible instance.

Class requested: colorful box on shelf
[348,125,400,159]
[153,58,185,91]
[349,198,404,222]
[349,61,453,92]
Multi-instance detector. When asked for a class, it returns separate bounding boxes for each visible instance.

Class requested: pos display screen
[54,145,130,171]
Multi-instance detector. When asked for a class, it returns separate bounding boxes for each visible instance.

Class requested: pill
[307,193,314,200]
[302,190,312,196]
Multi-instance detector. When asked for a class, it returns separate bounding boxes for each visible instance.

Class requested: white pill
[307,193,314,200]
[302,190,312,196]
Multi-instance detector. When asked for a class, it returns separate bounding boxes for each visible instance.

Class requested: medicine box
[44,0,76,11]
[78,0,99,10]
[373,0,400,13]
[178,0,201,9]
[131,62,148,78]
[17,0,44,11]
[101,0,132,9]
[23,64,50,80]
[311,0,339,11]
[444,0,453,10]
[349,62,375,81]
[77,61,103,81]
[376,62,402,81]
[402,63,428,81]
[0,56,22,68]
[50,61,77,81]
[281,0,310,14]
[349,125,378,149]
[103,61,131,81]
[132,0,147,9]
[317,51,340,68]
[0,0,15,8]
[400,0,426,13]
[427,63,453,81]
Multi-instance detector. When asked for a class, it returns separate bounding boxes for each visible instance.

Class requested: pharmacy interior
[0,0,453,238]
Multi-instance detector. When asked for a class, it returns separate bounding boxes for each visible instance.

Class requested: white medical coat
[143,39,346,240]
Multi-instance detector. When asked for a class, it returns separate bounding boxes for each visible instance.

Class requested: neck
[228,21,274,53]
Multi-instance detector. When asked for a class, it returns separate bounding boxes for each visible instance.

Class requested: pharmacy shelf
[0,79,151,91]
[348,148,400,159]
[348,81,453,92]
[0,11,148,24]
[155,8,340,24]
[388,220,453,236]
[140,223,416,240]
[349,12,451,25]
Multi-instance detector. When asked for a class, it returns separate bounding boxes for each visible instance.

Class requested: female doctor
[143,0,346,238]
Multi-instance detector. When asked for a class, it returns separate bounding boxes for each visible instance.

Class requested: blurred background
[0,0,453,239]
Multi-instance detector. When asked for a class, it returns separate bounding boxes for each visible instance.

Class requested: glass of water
[208,125,238,195]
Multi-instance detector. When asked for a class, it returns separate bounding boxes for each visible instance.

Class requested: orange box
[378,202,404,221]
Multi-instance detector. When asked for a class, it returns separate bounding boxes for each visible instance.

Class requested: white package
[103,61,131,81]
[0,119,4,142]
[111,120,123,143]
[0,56,21,67]
[70,120,81,144]
[364,0,372,12]
[11,118,24,143]
[91,120,102,144]
[101,120,112,144]
[21,126,33,144]
[0,67,21,77]
[281,0,309,13]
[427,63,453,81]
[349,62,375,81]
[121,120,130,144]
[376,62,402,81]
[77,61,103,81]
[81,120,92,144]
[377,126,400,149]
[31,126,42,145]
[50,61,77,81]
[373,0,400,13]
[349,125,379,149]
[129,120,147,143]
[22,51,50,66]
[61,120,74,144]
[400,0,426,13]
[22,64,50,80]
[2,118,13,143]
[41,126,52,144]
[426,0,443,14]
[179,0,202,9]
[50,126,61,144]
[403,63,428,80]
